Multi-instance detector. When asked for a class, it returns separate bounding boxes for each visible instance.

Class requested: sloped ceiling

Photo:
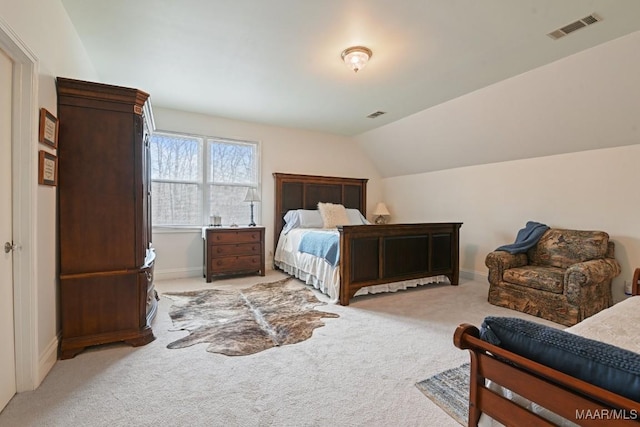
[356,30,640,177]
[61,1,640,175]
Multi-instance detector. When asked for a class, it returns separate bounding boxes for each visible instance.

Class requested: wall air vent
[367,111,386,118]
[547,13,602,40]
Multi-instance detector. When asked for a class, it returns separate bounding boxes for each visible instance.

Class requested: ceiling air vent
[367,111,386,119]
[547,13,602,40]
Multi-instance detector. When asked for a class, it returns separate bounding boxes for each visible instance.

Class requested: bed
[273,173,462,305]
[453,267,640,426]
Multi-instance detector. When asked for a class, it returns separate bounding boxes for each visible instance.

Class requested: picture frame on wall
[38,150,58,186]
[39,108,58,148]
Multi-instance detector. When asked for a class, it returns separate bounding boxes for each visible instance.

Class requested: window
[150,132,260,227]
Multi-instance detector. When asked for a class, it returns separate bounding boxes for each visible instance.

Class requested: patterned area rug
[415,363,469,426]
[163,277,338,356]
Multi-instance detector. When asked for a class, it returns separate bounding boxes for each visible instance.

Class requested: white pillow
[317,202,350,228]
[282,209,324,234]
[346,209,370,225]
[282,207,367,233]
[298,210,324,228]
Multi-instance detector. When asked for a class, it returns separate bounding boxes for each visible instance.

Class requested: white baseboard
[155,267,203,281]
[36,334,59,389]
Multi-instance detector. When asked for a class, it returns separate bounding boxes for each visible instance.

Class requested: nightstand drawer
[211,255,262,273]
[209,242,261,258]
[204,226,265,282]
[208,230,261,244]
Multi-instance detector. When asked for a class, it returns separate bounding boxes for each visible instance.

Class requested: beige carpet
[0,271,559,427]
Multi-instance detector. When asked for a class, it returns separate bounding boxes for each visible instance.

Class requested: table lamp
[373,202,390,224]
[244,187,260,226]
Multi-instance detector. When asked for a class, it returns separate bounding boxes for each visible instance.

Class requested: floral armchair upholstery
[486,228,621,326]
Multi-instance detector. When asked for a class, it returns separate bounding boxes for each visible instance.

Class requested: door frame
[0,18,39,392]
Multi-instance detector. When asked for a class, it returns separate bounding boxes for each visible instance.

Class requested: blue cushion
[480,316,640,401]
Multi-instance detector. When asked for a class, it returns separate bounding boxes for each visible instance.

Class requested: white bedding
[480,296,640,427]
[274,228,449,303]
[566,296,640,352]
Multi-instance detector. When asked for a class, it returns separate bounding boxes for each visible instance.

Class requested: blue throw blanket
[496,221,549,254]
[298,231,340,267]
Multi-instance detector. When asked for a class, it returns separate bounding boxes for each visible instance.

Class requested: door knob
[4,242,17,253]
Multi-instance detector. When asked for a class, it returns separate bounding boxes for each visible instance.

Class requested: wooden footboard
[338,222,461,305]
[453,324,640,426]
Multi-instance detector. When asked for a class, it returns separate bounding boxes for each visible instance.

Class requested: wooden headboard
[273,173,368,251]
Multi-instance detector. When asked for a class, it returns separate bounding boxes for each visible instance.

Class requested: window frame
[150,130,261,229]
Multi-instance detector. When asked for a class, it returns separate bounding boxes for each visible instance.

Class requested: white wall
[357,32,640,302]
[1,0,98,388]
[382,145,640,302]
[151,107,383,279]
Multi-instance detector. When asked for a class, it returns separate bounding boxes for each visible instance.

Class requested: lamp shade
[244,187,260,202]
[373,202,390,216]
[373,202,391,215]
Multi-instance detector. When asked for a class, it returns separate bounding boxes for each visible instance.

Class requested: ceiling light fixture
[341,46,372,73]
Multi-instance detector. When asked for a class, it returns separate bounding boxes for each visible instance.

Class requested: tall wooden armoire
[56,78,157,359]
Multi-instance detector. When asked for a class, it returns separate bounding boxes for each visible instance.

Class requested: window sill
[152,226,203,234]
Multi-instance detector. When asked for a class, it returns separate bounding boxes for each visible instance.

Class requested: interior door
[0,47,16,410]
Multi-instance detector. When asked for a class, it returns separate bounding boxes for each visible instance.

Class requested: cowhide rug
[163,277,339,356]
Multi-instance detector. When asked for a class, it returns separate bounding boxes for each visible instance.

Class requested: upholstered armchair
[486,228,621,326]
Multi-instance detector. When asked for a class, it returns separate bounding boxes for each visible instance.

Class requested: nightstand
[204,227,265,282]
